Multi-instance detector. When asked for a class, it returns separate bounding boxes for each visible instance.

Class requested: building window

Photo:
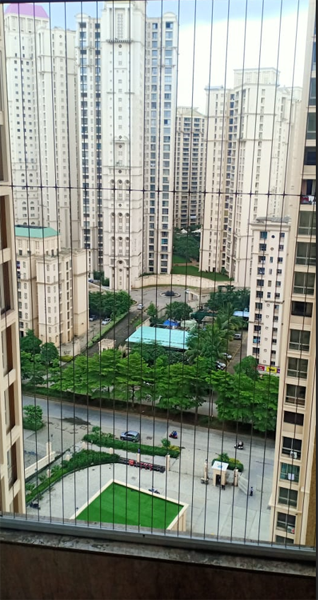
[293,271,315,295]
[298,211,316,236]
[282,436,302,459]
[304,147,316,165]
[306,113,316,139]
[286,384,306,407]
[283,411,304,427]
[291,301,313,317]
[280,463,300,483]
[276,512,295,533]
[287,357,308,379]
[278,488,298,508]
[289,329,310,352]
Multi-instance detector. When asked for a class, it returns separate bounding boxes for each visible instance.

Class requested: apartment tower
[200,70,301,287]
[143,13,178,276]
[175,107,206,230]
[4,4,80,249]
[0,6,25,514]
[270,0,316,546]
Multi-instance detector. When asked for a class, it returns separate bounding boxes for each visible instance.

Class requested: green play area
[76,482,183,530]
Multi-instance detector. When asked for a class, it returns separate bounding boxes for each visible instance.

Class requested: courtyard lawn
[171,265,230,281]
[76,482,182,529]
[172,254,190,264]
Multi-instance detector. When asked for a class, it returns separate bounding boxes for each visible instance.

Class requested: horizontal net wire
[0,0,316,550]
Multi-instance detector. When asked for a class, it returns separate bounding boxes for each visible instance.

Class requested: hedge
[23,419,44,431]
[26,450,119,504]
[60,355,74,363]
[83,430,181,458]
[212,456,244,473]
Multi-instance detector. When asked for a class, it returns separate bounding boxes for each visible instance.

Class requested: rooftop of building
[177,107,205,118]
[15,225,59,239]
[254,216,291,224]
[5,3,49,19]
[126,326,189,351]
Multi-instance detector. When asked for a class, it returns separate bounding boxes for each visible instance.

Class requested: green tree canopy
[129,342,167,366]
[210,370,279,432]
[147,302,159,325]
[89,291,133,319]
[207,287,250,313]
[173,233,200,262]
[165,301,192,322]
[234,356,259,381]
[20,329,42,355]
[40,342,59,366]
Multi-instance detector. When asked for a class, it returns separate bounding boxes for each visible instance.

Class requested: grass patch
[172,255,190,264]
[83,429,180,458]
[76,481,182,529]
[171,265,230,281]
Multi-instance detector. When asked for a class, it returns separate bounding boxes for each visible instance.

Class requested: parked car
[88,278,94,283]
[222,352,232,361]
[137,303,144,310]
[120,431,141,442]
[89,315,98,322]
[216,361,226,371]
[233,333,242,340]
[102,318,111,325]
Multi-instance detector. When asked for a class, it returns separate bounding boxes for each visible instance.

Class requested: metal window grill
[0,0,316,559]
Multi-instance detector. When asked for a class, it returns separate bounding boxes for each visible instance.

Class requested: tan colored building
[15,225,88,347]
[270,0,316,546]
[174,107,206,229]
[0,7,25,514]
[247,217,291,372]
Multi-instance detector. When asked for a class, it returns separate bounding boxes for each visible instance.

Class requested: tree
[234,356,259,381]
[165,301,192,322]
[156,361,206,411]
[130,342,167,366]
[23,404,44,429]
[116,353,152,408]
[89,291,133,319]
[173,233,200,262]
[20,329,42,355]
[147,302,159,326]
[210,370,279,432]
[207,287,250,313]
[186,324,227,368]
[89,349,122,397]
[40,342,59,366]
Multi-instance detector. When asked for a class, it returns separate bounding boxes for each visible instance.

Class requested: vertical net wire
[1,0,315,549]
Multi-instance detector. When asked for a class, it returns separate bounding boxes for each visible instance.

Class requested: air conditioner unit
[290,451,298,459]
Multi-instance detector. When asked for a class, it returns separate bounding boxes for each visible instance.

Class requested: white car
[102,318,111,325]
[222,352,233,361]
[137,303,144,310]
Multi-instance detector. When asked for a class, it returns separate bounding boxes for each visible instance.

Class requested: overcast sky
[5,0,309,112]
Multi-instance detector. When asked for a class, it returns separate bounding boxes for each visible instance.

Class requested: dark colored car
[120,431,141,442]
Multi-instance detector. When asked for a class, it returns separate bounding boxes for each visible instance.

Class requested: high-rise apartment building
[75,12,102,273]
[247,217,290,373]
[270,0,316,546]
[143,13,178,276]
[174,107,206,230]
[15,225,88,347]
[0,6,25,514]
[200,70,302,287]
[101,0,145,290]
[4,4,80,249]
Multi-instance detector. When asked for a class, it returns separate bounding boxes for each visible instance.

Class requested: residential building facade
[143,12,178,276]
[247,217,290,373]
[75,12,102,273]
[15,225,88,347]
[200,70,302,287]
[270,0,316,546]
[4,4,80,249]
[174,107,206,230]
[0,6,25,514]
[101,0,145,290]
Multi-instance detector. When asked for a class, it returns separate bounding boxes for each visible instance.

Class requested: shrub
[161,438,171,449]
[23,419,44,431]
[83,431,180,458]
[212,455,244,473]
[60,355,74,362]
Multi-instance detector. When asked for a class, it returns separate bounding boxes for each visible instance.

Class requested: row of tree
[89,290,134,319]
[45,348,278,431]
[206,286,250,313]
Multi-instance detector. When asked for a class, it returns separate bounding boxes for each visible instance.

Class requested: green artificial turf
[171,265,230,281]
[76,482,182,529]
